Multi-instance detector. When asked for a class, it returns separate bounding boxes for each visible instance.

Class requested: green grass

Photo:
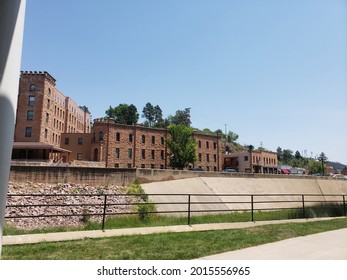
[2,217,346,260]
[2,210,298,235]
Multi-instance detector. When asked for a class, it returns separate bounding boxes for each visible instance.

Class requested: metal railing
[5,193,347,231]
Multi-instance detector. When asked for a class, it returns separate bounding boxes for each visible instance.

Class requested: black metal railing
[5,193,347,231]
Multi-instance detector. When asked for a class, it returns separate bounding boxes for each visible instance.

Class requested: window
[26,110,34,120]
[198,141,201,148]
[142,149,146,159]
[29,84,36,91]
[142,135,146,144]
[128,149,132,159]
[47,99,50,109]
[44,129,48,139]
[206,141,209,149]
[214,154,217,162]
[28,96,35,107]
[141,164,145,168]
[114,163,119,168]
[77,153,82,160]
[115,148,120,158]
[151,150,155,159]
[214,142,217,149]
[151,164,155,169]
[206,154,210,162]
[78,138,83,145]
[198,153,202,161]
[152,136,155,145]
[65,138,69,145]
[127,163,132,168]
[161,150,165,160]
[161,137,164,145]
[46,113,49,123]
[116,132,120,141]
[25,127,32,137]
[99,131,104,141]
[129,134,133,143]
[244,156,248,161]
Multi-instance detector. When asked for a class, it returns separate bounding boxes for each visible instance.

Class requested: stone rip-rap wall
[5,182,133,230]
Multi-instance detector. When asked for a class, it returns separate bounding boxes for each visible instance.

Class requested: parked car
[191,167,204,171]
[224,168,237,173]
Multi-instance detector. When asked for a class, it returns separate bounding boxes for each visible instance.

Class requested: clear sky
[20,0,347,164]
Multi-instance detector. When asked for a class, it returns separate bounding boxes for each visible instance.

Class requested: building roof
[13,142,71,153]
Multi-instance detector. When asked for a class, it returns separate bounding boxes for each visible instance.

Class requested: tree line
[277,147,328,175]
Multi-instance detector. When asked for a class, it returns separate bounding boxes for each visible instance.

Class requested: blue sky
[20,0,347,164]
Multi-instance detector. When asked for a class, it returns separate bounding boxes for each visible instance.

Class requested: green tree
[79,105,91,114]
[307,160,323,174]
[167,108,191,127]
[277,147,283,161]
[282,149,294,164]
[142,102,155,127]
[105,104,139,125]
[317,152,328,175]
[226,131,239,143]
[166,124,197,170]
[295,151,302,159]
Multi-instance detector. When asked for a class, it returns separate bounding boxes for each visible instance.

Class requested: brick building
[12,71,91,162]
[61,118,223,171]
[13,71,223,170]
[224,150,278,174]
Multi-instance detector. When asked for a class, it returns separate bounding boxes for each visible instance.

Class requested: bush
[127,178,157,221]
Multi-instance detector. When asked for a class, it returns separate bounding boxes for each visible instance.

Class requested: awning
[12,142,71,153]
[281,169,290,174]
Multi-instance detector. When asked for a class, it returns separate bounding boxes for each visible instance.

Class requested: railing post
[302,195,306,219]
[343,195,346,216]
[102,194,107,232]
[187,194,191,226]
[251,195,254,222]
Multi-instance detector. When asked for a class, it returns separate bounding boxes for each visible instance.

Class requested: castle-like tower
[13,71,91,161]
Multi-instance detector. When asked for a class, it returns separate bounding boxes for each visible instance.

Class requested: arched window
[116,132,120,141]
[142,135,146,144]
[30,84,36,91]
[129,134,133,143]
[99,131,104,141]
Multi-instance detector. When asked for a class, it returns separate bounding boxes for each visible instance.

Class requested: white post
[0,0,26,257]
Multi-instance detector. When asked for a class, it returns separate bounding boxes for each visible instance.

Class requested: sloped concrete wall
[142,177,347,215]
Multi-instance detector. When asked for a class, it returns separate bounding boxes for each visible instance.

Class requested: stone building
[12,71,91,162]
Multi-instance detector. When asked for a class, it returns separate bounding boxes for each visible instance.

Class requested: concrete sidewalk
[4,218,315,245]
[3,217,347,260]
[198,228,347,260]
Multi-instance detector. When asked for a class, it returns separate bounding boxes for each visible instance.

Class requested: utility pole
[0,0,26,257]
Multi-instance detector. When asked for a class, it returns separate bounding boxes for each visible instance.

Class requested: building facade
[12,71,91,162]
[224,150,278,174]
[61,118,223,171]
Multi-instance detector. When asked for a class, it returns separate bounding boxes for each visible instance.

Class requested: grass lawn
[2,217,346,260]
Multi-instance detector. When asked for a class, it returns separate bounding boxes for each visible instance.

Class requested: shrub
[127,178,157,221]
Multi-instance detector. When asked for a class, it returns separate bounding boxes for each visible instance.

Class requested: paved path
[197,228,347,260]
[3,217,347,260]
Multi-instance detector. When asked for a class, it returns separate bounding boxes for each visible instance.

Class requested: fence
[5,193,347,231]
